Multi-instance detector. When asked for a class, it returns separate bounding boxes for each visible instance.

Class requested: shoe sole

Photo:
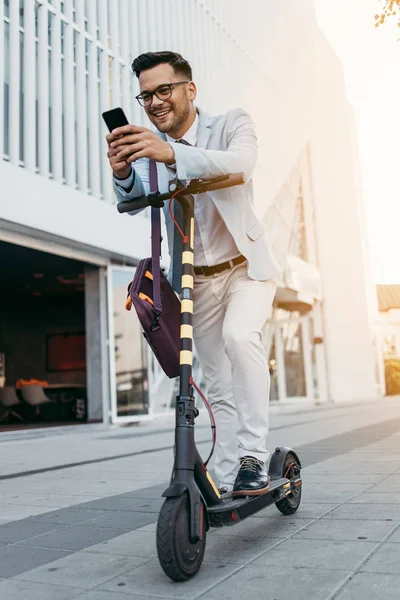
[231,484,270,498]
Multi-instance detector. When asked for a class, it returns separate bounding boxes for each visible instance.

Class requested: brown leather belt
[194,255,246,276]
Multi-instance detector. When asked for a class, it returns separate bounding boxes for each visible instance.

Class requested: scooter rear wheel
[156,492,206,581]
[275,451,302,515]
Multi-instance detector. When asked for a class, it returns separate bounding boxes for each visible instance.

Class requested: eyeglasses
[135,81,190,107]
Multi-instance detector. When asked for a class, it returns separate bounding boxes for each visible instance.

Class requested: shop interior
[0,241,88,428]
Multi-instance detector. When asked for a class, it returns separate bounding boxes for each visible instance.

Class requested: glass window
[34,1,40,38]
[268,339,279,401]
[61,19,66,55]
[288,183,308,261]
[110,268,149,418]
[3,20,10,156]
[73,29,78,63]
[19,30,24,162]
[19,0,24,28]
[35,39,39,168]
[282,318,306,397]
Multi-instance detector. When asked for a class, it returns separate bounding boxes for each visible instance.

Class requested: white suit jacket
[113,107,281,291]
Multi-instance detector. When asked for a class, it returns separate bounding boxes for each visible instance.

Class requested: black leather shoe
[232,456,270,497]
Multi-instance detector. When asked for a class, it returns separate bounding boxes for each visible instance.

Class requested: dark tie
[170,140,191,291]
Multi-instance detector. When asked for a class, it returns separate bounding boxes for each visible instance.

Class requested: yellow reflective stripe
[180,324,193,339]
[180,350,193,365]
[181,274,194,289]
[181,299,193,314]
[206,471,221,498]
[182,251,194,265]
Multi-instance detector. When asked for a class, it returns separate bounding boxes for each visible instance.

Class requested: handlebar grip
[201,172,246,192]
[117,195,150,213]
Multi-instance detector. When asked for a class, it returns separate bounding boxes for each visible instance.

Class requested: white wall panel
[0,1,4,158]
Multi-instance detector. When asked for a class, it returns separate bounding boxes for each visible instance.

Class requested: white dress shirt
[116,113,240,267]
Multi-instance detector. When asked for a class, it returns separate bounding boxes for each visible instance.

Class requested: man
[107,51,281,496]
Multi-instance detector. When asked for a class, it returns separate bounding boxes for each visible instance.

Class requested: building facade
[0,0,383,425]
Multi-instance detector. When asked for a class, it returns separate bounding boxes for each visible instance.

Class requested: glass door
[107,266,150,423]
[270,311,317,402]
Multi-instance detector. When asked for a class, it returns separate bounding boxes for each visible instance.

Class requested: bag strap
[149,159,162,314]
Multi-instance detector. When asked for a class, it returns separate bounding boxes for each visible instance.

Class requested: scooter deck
[207,477,298,527]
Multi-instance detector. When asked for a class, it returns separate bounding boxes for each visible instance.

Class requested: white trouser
[192,262,276,490]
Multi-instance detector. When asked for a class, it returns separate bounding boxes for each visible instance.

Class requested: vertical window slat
[37,3,49,175]
[87,0,101,197]
[9,0,20,165]
[50,0,63,181]
[63,2,76,187]
[75,0,88,192]
[0,1,4,158]
[23,0,37,170]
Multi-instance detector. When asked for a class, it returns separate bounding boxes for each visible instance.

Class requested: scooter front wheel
[156,492,206,581]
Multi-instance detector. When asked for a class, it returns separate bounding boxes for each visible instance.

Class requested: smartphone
[102,107,129,132]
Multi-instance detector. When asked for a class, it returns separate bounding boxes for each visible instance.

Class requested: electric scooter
[118,173,302,582]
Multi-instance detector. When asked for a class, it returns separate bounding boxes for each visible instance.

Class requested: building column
[84,266,110,422]
[312,301,330,403]
[275,325,287,402]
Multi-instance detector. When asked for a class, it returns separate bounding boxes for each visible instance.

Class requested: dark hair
[131,51,192,80]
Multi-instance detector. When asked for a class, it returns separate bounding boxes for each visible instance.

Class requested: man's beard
[151,103,191,135]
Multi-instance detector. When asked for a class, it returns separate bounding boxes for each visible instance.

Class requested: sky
[314,0,400,284]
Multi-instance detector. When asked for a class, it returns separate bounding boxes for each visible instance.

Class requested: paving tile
[348,492,400,504]
[30,507,110,526]
[82,529,157,558]
[203,534,279,564]
[83,510,158,531]
[209,515,312,539]
[14,551,148,588]
[0,520,62,544]
[0,579,84,600]
[19,525,128,551]
[0,544,70,578]
[97,559,240,599]
[200,565,350,600]
[335,572,400,600]
[294,518,395,542]
[249,502,338,520]
[120,484,167,499]
[362,542,400,574]
[302,474,383,485]
[386,525,400,543]
[303,463,396,476]
[301,483,371,504]
[323,503,400,521]
[253,538,376,570]
[82,496,163,513]
[77,590,169,600]
[0,504,52,524]
[372,480,400,493]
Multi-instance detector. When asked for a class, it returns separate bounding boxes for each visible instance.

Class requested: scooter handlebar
[116,172,245,214]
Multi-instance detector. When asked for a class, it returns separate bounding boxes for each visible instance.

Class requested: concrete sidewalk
[1,397,400,599]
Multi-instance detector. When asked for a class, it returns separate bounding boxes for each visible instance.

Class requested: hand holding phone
[103,107,132,179]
